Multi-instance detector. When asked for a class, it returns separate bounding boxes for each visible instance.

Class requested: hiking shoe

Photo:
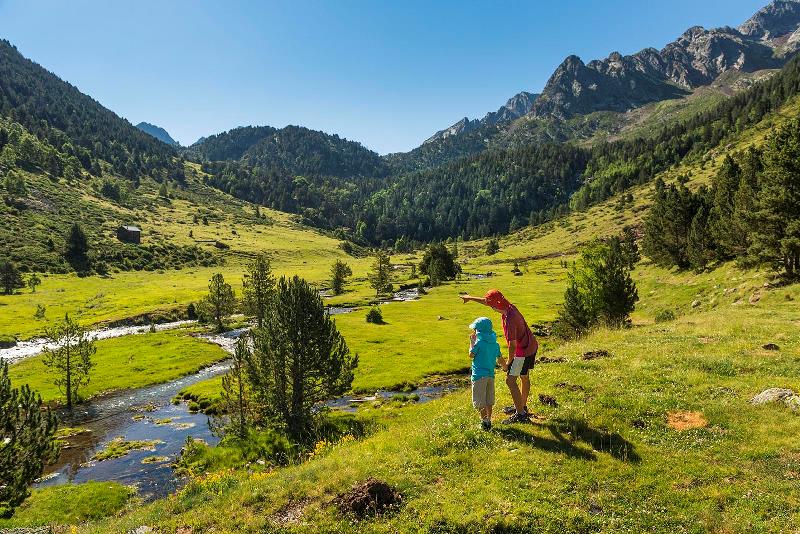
[481,420,492,431]
[502,405,516,415]
[501,412,531,425]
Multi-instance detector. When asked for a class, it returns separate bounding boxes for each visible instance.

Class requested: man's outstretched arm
[460,295,487,305]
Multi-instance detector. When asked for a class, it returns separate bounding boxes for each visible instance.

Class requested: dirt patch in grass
[333,478,402,518]
[582,350,611,361]
[538,394,558,407]
[538,356,566,364]
[667,411,708,431]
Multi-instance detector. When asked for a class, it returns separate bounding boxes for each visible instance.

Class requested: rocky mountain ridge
[427,0,800,142]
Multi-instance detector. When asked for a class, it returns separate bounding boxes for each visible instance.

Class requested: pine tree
[241,255,275,328]
[65,223,89,272]
[0,261,24,295]
[42,314,96,409]
[0,361,58,518]
[597,238,639,327]
[749,118,800,275]
[368,251,392,297]
[687,205,714,271]
[221,337,251,438]
[199,273,237,332]
[244,276,357,440]
[329,260,353,295]
[553,277,592,339]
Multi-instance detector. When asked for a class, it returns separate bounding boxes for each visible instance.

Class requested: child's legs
[482,377,495,420]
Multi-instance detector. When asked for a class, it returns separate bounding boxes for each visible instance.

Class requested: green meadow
[8,329,227,404]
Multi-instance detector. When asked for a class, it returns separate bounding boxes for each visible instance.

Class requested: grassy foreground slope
[87,262,800,532]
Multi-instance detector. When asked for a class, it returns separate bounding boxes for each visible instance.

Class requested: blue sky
[0,0,768,154]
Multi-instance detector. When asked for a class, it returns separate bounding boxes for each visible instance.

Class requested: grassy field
[0,482,135,528]
[8,328,228,404]
[84,274,800,533]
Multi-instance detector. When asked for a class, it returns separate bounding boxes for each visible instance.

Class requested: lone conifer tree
[368,251,392,297]
[222,337,251,438]
[199,273,236,332]
[244,276,357,440]
[242,254,275,328]
[65,223,89,272]
[329,260,353,295]
[42,314,96,409]
[0,361,58,517]
[0,261,24,295]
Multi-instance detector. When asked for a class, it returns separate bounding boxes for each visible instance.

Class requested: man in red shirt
[461,289,538,423]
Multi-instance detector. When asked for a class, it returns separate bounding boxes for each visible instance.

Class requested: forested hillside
[0,40,180,181]
[187,125,390,178]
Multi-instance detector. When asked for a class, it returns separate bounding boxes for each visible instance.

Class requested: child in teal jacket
[469,316,502,430]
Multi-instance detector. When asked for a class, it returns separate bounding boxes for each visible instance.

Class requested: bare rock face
[532,20,785,120]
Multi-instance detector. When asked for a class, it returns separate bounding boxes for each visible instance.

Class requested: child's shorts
[472,377,495,409]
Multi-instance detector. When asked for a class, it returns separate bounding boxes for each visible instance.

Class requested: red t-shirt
[502,304,538,357]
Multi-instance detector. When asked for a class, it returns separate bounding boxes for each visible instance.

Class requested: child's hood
[469,317,497,342]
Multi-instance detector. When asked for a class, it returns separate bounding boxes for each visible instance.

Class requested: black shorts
[507,353,535,377]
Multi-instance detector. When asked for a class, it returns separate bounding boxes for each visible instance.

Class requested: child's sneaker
[481,420,492,431]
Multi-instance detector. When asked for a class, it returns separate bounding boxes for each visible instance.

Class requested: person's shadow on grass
[496,418,641,463]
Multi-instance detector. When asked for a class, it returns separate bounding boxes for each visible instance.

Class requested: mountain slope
[0,40,177,179]
[135,122,179,147]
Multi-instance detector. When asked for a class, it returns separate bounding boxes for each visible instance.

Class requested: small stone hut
[117,225,141,244]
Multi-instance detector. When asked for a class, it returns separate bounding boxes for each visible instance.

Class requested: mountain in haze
[412,0,800,165]
[136,122,179,147]
[186,125,390,178]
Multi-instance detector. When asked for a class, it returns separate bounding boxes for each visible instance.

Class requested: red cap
[484,289,510,311]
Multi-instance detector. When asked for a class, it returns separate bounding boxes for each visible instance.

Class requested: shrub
[654,309,676,323]
[366,307,384,324]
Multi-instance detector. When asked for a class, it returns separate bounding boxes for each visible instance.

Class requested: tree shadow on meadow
[496,418,641,463]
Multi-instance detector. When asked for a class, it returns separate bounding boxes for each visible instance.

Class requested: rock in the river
[751,388,800,408]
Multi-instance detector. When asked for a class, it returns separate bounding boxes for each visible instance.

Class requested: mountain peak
[135,122,179,147]
[739,0,800,40]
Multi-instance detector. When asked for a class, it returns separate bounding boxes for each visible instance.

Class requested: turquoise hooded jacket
[469,317,501,381]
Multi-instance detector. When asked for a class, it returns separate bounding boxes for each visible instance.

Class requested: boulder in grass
[751,388,800,409]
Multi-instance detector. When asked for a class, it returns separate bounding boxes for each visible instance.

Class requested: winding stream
[0,320,195,363]
[30,295,453,500]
